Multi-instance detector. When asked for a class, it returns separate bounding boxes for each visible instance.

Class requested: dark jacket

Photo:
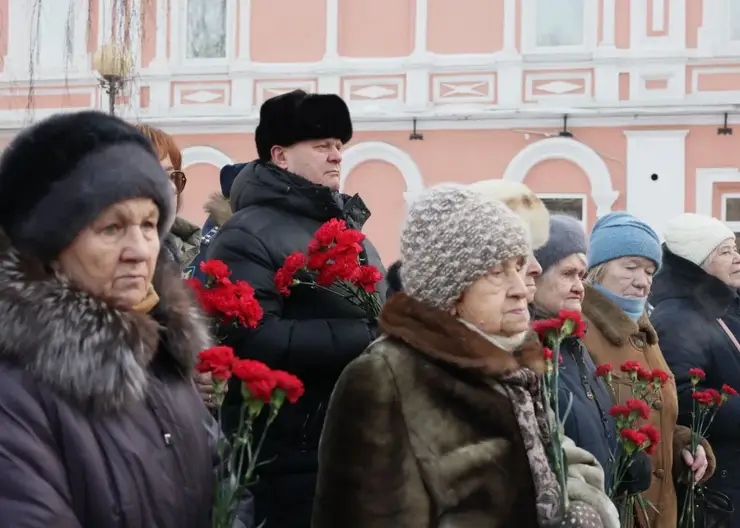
[385,259,402,299]
[206,161,387,528]
[650,246,740,521]
[0,231,214,527]
[187,193,233,280]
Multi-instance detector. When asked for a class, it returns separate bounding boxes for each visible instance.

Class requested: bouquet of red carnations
[595,361,666,527]
[678,368,737,528]
[188,260,305,528]
[274,218,383,318]
[532,309,588,513]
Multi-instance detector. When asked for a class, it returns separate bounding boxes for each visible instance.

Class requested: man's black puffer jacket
[205,160,386,528]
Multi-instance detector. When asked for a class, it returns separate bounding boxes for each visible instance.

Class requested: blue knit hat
[534,215,587,274]
[587,212,662,269]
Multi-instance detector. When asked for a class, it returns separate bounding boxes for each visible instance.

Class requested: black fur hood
[0,229,211,413]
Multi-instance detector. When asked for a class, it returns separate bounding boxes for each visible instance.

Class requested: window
[538,194,586,222]
[721,194,740,234]
[535,0,585,47]
[731,0,740,41]
[186,0,227,59]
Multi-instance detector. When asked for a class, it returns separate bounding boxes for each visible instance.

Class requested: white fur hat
[664,213,736,266]
[468,179,550,249]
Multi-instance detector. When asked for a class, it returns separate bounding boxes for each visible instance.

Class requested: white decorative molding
[237,0,252,60]
[524,71,592,102]
[630,0,686,51]
[651,0,666,33]
[431,73,496,104]
[720,192,740,232]
[503,0,517,52]
[254,79,318,104]
[182,146,234,169]
[629,63,684,100]
[600,0,616,47]
[339,141,425,202]
[342,77,404,105]
[173,83,231,108]
[689,66,740,104]
[502,137,619,217]
[696,168,740,217]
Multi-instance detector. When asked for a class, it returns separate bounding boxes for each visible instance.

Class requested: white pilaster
[237,0,251,60]
[323,0,338,59]
[594,64,619,103]
[412,0,428,56]
[698,0,719,53]
[503,0,517,52]
[497,63,523,107]
[405,69,429,110]
[624,130,690,239]
[148,0,169,68]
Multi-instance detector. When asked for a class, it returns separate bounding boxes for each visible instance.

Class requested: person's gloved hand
[617,451,652,495]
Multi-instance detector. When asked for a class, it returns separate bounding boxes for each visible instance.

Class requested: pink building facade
[2,0,740,264]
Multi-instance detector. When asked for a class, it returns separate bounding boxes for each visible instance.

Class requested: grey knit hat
[534,214,587,274]
[400,184,531,311]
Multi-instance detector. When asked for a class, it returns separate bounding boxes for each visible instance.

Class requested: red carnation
[689,368,706,383]
[312,218,347,248]
[531,318,562,341]
[200,259,231,282]
[543,347,554,361]
[232,359,276,403]
[609,405,630,418]
[621,360,642,373]
[626,398,651,420]
[335,228,365,246]
[621,428,649,451]
[274,252,307,295]
[197,346,236,380]
[558,310,586,339]
[706,388,723,405]
[651,369,671,384]
[722,384,738,397]
[595,364,613,378]
[638,424,661,455]
[692,390,715,406]
[272,370,305,404]
[637,368,653,382]
[352,265,383,293]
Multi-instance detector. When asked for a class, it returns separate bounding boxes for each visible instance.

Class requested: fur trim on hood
[204,193,233,227]
[0,229,211,413]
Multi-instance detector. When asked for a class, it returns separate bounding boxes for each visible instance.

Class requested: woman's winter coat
[313,293,619,528]
[206,161,387,528]
[650,247,740,527]
[582,284,715,528]
[0,231,215,527]
[189,192,234,280]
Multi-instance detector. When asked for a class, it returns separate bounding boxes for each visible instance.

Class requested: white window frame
[705,0,740,56]
[538,193,587,225]
[172,0,237,68]
[720,192,740,233]
[520,0,597,56]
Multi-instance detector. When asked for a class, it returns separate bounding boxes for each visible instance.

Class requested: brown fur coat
[312,293,551,528]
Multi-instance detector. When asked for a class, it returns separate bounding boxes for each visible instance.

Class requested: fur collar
[379,293,545,377]
[582,284,657,347]
[0,230,211,413]
[204,193,233,227]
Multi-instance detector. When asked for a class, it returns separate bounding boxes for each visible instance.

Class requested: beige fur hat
[468,179,550,249]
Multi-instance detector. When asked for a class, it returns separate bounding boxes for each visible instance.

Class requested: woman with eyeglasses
[135,124,202,269]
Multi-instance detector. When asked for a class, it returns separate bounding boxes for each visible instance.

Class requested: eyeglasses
[169,170,187,194]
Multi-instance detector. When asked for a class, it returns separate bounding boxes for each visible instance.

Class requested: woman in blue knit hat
[582,212,715,528]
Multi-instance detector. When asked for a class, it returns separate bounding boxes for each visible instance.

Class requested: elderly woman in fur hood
[0,111,226,527]
[313,185,619,528]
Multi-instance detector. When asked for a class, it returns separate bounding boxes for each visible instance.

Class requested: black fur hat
[0,110,175,262]
[255,89,353,162]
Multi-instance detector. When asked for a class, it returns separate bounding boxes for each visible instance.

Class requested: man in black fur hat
[206,90,386,528]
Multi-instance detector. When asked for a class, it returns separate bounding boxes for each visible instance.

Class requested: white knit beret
[468,179,550,249]
[664,213,735,266]
[400,184,531,311]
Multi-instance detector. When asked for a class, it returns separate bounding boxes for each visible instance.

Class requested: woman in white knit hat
[650,213,739,527]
